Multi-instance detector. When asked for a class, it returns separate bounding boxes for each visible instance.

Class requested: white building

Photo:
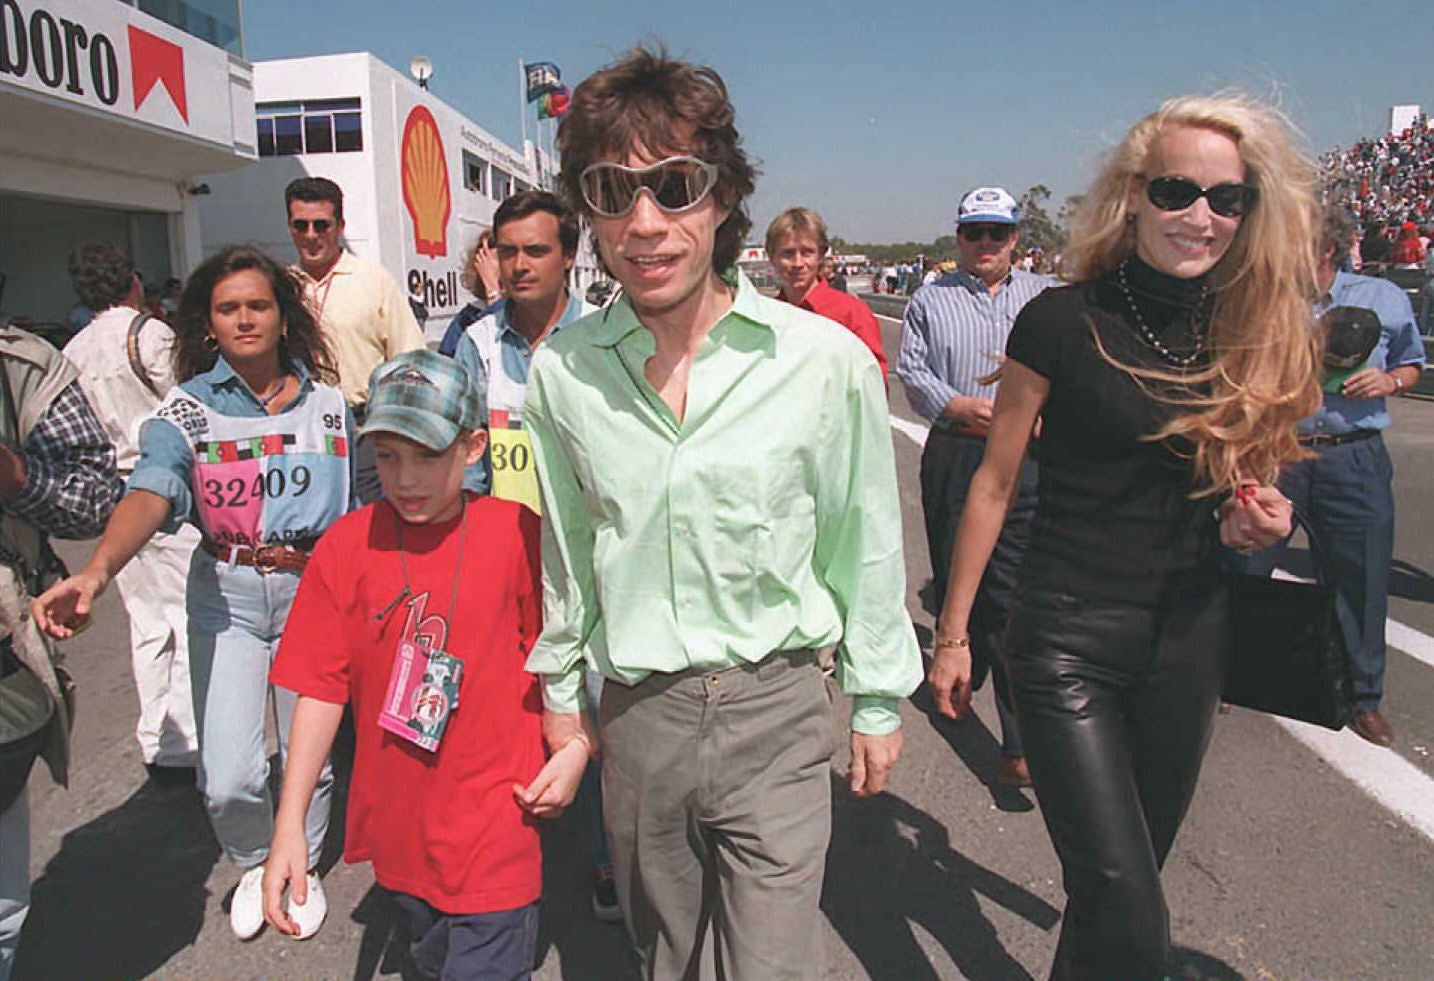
[0,0,255,327]
[197,52,601,341]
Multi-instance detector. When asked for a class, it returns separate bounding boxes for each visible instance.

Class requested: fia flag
[525,62,562,103]
[538,86,571,119]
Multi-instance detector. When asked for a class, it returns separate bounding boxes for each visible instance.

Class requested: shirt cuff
[124,469,186,533]
[541,667,585,715]
[850,696,902,736]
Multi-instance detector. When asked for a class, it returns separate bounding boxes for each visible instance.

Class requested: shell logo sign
[400,105,451,257]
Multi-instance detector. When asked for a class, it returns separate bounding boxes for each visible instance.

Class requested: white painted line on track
[888,416,929,448]
[1271,717,1434,843]
[1387,618,1434,669]
[887,410,1434,841]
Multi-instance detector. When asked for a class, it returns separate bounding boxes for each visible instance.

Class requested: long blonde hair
[1061,94,1322,496]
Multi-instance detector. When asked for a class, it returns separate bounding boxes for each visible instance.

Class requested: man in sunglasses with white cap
[896,186,1053,789]
[523,45,920,980]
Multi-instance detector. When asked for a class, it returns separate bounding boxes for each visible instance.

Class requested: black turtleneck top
[1005,256,1219,605]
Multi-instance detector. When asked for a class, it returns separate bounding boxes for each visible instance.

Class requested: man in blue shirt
[896,186,1052,787]
[453,191,595,505]
[1245,207,1426,747]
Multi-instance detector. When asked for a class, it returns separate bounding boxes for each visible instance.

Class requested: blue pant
[1243,434,1395,709]
[391,893,538,981]
[187,555,333,867]
[577,669,610,870]
[0,790,27,981]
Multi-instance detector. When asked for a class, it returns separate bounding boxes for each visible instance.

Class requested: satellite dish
[409,56,433,89]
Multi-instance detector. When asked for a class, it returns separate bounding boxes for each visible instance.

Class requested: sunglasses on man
[957,224,1015,243]
[579,156,719,218]
[290,219,334,234]
[1144,176,1257,219]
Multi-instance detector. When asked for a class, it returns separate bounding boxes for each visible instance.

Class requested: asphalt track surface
[14,311,1434,980]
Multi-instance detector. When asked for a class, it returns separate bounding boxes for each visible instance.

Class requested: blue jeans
[0,790,27,981]
[577,669,610,869]
[187,555,333,867]
[1243,434,1396,710]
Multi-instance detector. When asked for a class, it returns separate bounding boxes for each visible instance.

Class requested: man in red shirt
[767,207,889,381]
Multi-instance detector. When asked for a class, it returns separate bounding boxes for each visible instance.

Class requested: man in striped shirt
[896,186,1053,788]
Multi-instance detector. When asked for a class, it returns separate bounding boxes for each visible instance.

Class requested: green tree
[1018,185,1065,254]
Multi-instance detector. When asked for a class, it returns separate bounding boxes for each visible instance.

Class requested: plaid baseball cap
[956,186,1020,225]
[359,350,485,451]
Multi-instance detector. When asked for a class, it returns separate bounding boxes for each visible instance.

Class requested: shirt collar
[587,269,769,349]
[774,280,831,311]
[496,288,585,343]
[202,354,314,391]
[952,267,1013,295]
[293,249,355,286]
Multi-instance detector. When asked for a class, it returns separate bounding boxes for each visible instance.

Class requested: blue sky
[242,0,1432,244]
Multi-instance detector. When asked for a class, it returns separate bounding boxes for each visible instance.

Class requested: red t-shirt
[271,494,544,914]
[778,280,889,381]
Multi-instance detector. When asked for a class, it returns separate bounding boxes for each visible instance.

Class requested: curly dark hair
[557,44,757,275]
[66,240,135,311]
[172,245,336,383]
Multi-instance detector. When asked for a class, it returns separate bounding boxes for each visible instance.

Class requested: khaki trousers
[599,650,835,981]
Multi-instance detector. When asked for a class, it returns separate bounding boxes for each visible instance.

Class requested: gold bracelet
[934,636,971,650]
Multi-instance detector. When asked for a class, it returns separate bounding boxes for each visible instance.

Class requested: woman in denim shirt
[33,245,355,942]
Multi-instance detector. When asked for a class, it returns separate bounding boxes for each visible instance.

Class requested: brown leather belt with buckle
[201,538,312,574]
[1298,429,1379,448]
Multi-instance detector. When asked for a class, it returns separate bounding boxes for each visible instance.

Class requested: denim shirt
[454,290,593,494]
[1303,272,1427,436]
[127,356,357,534]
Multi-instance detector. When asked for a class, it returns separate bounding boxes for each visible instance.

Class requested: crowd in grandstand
[1319,115,1433,233]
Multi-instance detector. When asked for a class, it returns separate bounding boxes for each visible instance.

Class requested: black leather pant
[1004,576,1227,981]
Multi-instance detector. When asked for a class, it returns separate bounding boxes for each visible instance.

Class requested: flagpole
[520,60,529,155]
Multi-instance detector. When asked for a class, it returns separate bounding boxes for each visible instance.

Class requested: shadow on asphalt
[345,805,630,981]
[14,781,220,981]
[822,771,1060,980]
[1168,945,1246,980]
[912,622,1037,815]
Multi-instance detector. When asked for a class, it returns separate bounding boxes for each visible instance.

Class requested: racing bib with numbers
[155,383,351,546]
[488,412,540,515]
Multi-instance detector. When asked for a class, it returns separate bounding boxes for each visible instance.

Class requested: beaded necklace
[1115,262,1210,369]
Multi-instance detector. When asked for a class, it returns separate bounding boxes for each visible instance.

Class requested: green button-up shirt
[523,273,921,735]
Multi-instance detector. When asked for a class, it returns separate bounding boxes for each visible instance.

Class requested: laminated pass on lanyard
[489,426,541,515]
[377,506,468,752]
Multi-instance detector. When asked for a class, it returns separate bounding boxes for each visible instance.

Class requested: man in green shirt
[526,46,921,979]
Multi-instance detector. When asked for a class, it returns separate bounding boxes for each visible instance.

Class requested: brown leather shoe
[997,756,1032,788]
[1350,709,1394,747]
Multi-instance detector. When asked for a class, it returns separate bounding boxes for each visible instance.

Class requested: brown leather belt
[201,539,311,574]
[1298,429,1379,448]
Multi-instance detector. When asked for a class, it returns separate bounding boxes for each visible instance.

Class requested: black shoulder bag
[1223,510,1356,730]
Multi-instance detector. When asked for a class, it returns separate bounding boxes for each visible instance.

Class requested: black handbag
[1223,511,1355,730]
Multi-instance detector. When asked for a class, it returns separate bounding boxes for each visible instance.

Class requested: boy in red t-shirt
[262,350,590,977]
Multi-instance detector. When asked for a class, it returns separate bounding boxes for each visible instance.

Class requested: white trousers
[113,524,201,767]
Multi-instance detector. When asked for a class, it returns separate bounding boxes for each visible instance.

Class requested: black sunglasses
[958,224,1015,243]
[1145,176,1257,219]
[290,219,334,233]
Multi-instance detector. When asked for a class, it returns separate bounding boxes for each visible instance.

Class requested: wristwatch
[1390,372,1404,393]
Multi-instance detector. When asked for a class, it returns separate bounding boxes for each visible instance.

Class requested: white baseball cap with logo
[956,186,1020,225]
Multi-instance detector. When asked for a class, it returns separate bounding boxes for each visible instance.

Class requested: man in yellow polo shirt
[285,177,425,502]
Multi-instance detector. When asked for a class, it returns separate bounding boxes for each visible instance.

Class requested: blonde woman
[928,95,1321,981]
